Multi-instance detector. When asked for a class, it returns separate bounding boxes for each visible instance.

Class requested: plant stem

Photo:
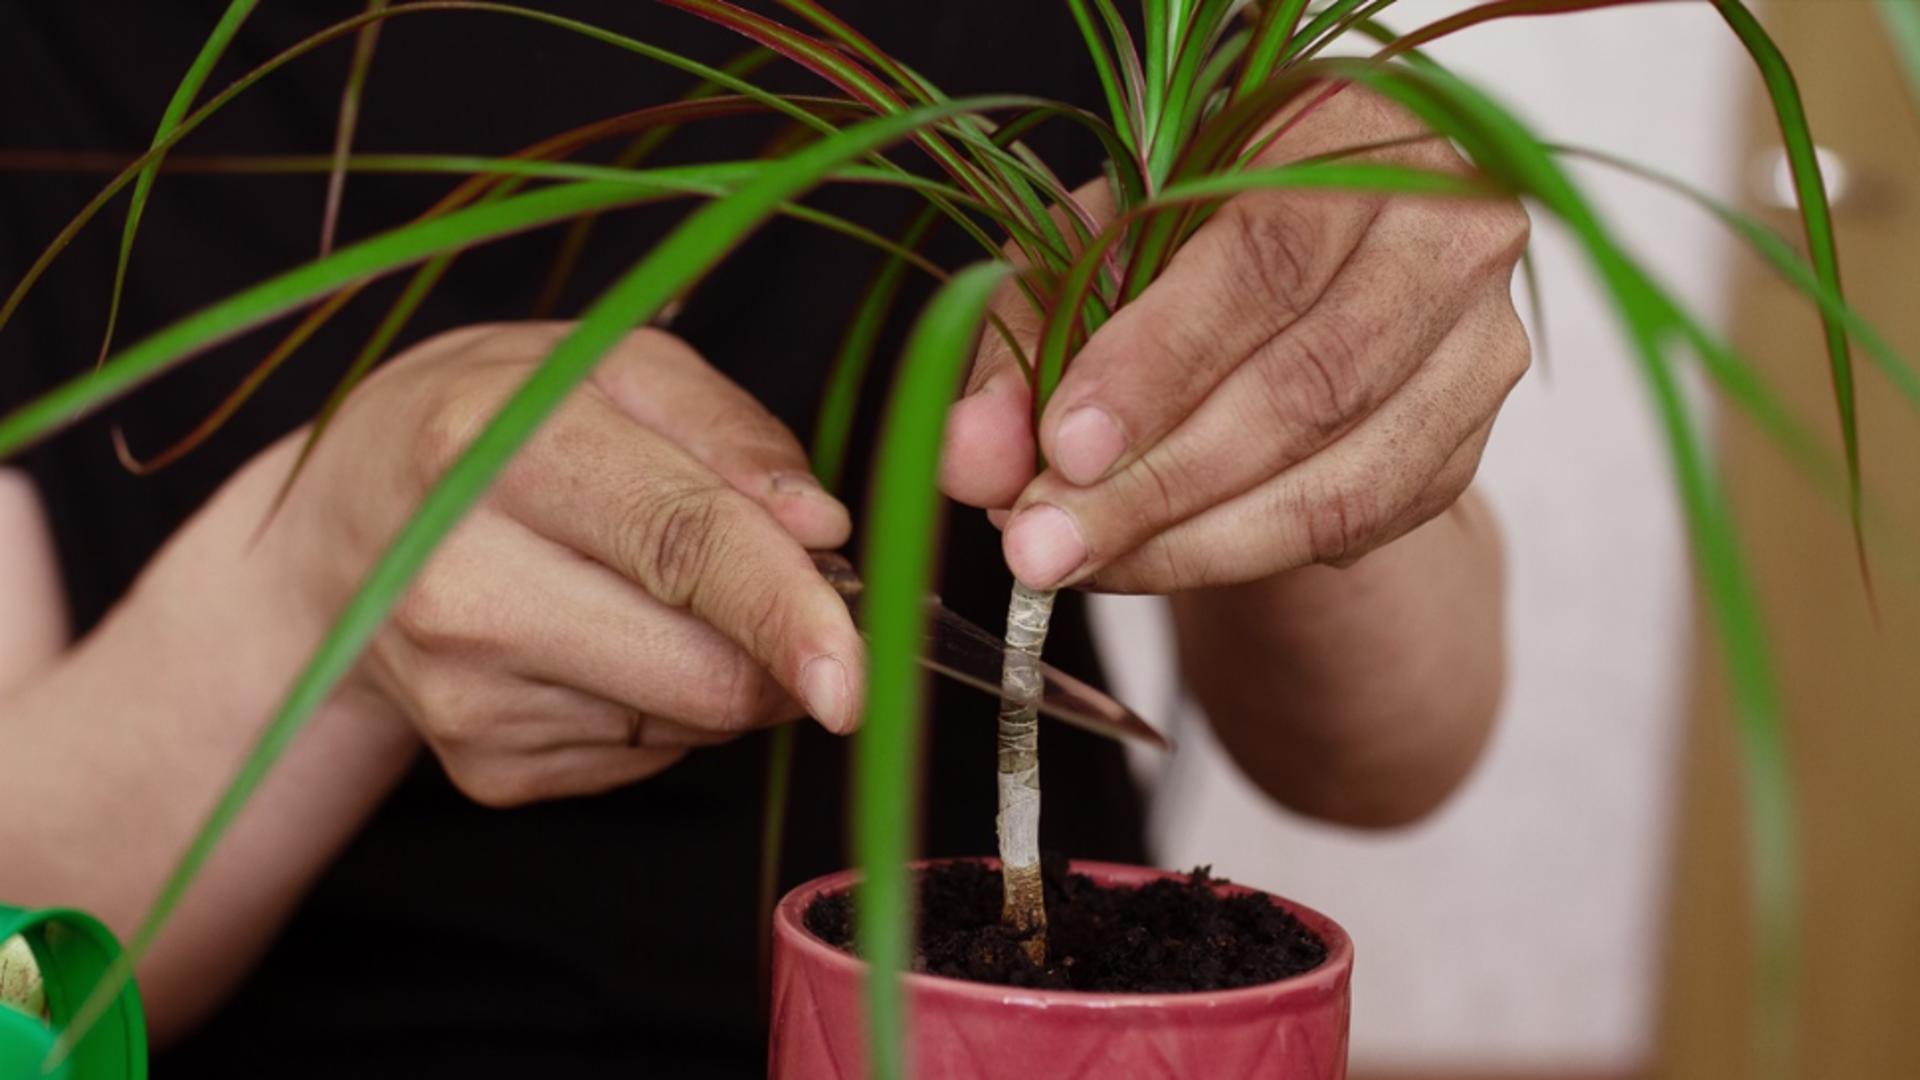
[996,580,1055,963]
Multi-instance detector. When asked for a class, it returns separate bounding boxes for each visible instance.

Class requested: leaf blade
[856,260,1015,1080]
[97,0,261,368]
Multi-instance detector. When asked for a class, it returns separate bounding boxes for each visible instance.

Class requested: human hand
[278,323,863,805]
[942,87,1530,592]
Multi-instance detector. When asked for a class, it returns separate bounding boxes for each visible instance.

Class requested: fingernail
[1004,504,1086,588]
[771,470,826,495]
[800,655,852,733]
[1053,406,1125,485]
[987,507,1011,531]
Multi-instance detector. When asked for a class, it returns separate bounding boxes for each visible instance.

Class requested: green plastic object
[0,906,147,1080]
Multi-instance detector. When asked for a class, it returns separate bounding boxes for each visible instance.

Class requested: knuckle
[413,675,486,750]
[392,574,475,655]
[1487,198,1533,258]
[1496,308,1533,385]
[742,581,792,664]
[1302,481,1380,567]
[1124,303,1205,375]
[630,748,689,781]
[1255,314,1363,442]
[711,399,796,457]
[414,373,500,470]
[390,547,506,659]
[708,651,776,732]
[1439,458,1478,505]
[473,321,567,356]
[1150,538,1205,592]
[1216,196,1324,318]
[450,759,537,810]
[411,322,507,359]
[1462,198,1532,272]
[621,484,729,604]
[1123,452,1187,533]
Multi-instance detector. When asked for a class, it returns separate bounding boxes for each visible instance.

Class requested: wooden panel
[1354,1072,1637,1080]
[1655,4,1920,1077]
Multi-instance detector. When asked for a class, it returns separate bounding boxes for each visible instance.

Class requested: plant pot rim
[775,856,1353,1009]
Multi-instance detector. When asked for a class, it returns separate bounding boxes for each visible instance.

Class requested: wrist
[129,432,416,761]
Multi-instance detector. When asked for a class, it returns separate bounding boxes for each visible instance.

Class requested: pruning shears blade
[812,551,1171,751]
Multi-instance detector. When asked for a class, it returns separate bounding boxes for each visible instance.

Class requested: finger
[590,326,851,549]
[389,513,800,733]
[1094,419,1493,594]
[466,517,806,733]
[463,685,736,754]
[1088,330,1518,594]
[1365,419,1495,555]
[941,278,1042,508]
[941,175,1126,508]
[487,684,734,753]
[447,737,690,808]
[395,667,722,767]
[1033,187,1384,489]
[377,657,592,756]
[1006,212,1494,589]
[626,714,740,749]
[494,393,867,733]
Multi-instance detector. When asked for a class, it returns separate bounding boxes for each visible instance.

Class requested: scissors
[811,552,1171,751]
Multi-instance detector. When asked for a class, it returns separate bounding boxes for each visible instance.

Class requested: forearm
[1172,490,1504,826]
[0,469,66,690]
[0,439,417,1042]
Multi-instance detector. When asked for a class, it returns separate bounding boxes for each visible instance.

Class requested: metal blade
[918,601,1171,750]
[811,551,1171,751]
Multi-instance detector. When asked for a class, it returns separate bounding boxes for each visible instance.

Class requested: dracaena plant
[3,1,1917,1077]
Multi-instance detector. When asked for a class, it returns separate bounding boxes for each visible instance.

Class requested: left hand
[941,86,1530,593]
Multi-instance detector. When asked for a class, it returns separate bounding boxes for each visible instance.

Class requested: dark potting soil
[803,857,1326,993]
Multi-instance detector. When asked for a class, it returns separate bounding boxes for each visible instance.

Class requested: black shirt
[0,3,1146,1076]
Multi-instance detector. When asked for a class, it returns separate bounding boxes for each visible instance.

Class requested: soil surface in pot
[803,857,1326,992]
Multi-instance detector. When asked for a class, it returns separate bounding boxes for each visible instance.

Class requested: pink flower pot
[770,859,1352,1079]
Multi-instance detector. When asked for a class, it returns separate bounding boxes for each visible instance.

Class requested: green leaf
[2,0,842,340]
[111,90,866,474]
[1519,248,1552,381]
[1280,0,1385,63]
[759,203,945,994]
[1150,0,1240,184]
[855,260,1014,1080]
[1144,0,1172,144]
[0,177,681,456]
[531,47,778,317]
[96,0,260,371]
[1066,0,1140,154]
[1032,156,1486,421]
[1348,58,1800,1071]
[1232,0,1312,100]
[1557,145,1920,415]
[320,0,391,256]
[1712,0,1865,577]
[813,206,945,492]
[1878,0,1920,113]
[755,722,798,998]
[773,0,938,103]
[0,155,986,459]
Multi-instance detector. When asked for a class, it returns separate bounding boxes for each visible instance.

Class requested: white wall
[1093,2,1748,1069]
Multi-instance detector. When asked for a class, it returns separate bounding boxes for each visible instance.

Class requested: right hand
[272,322,865,806]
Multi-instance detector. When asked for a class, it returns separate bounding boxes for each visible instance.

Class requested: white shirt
[1094,2,1745,1070]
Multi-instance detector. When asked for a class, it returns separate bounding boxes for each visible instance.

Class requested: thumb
[940,281,1039,508]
